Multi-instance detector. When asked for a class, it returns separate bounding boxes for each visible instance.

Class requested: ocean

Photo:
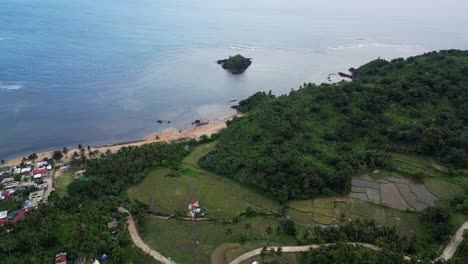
[1,0,467,159]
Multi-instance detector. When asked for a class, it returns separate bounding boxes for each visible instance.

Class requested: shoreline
[4,114,239,166]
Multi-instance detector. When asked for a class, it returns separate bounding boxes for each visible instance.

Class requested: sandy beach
[4,115,238,166]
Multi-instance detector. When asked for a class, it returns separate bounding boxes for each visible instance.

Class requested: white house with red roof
[33,168,48,179]
[55,252,67,264]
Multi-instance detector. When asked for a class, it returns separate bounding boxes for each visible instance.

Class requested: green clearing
[389,153,468,178]
[129,142,467,261]
[286,198,336,225]
[140,216,295,264]
[55,171,74,197]
[128,142,280,218]
[182,140,218,166]
[424,178,465,200]
[224,242,298,264]
[286,197,431,246]
[122,244,160,264]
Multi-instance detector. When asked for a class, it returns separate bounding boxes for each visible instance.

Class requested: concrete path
[228,243,383,264]
[119,205,467,264]
[438,221,468,261]
[118,207,176,264]
[229,222,468,264]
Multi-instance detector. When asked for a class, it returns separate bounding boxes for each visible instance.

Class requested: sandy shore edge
[4,115,239,166]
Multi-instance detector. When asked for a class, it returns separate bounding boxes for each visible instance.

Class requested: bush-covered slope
[200,50,468,202]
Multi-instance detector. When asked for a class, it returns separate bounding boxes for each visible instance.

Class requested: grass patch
[224,242,298,264]
[182,140,217,166]
[424,178,465,200]
[286,209,334,225]
[128,143,280,219]
[122,244,160,264]
[55,171,74,197]
[140,216,295,264]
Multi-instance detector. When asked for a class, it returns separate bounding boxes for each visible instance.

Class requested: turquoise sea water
[1,0,468,159]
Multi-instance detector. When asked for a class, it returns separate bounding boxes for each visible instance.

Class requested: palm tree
[62,147,69,159]
[265,225,273,243]
[275,246,282,257]
[0,159,5,166]
[244,223,252,239]
[260,246,268,262]
[31,153,38,162]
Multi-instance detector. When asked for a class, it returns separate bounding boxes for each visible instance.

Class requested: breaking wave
[0,83,23,90]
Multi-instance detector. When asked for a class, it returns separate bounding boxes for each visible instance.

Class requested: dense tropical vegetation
[200,50,468,202]
[0,141,194,263]
[217,54,252,74]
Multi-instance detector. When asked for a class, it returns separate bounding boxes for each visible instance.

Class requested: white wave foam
[327,42,425,51]
[0,37,12,41]
[0,83,23,90]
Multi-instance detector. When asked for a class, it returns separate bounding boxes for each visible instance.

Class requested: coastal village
[0,159,111,264]
[0,160,53,225]
[0,118,229,264]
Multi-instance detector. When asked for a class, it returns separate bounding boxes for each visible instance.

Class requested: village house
[187,199,206,218]
[55,252,67,264]
[59,165,69,172]
[0,166,12,177]
[107,218,118,229]
[33,168,48,179]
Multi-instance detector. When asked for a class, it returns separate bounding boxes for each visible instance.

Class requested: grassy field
[424,178,465,200]
[140,216,295,264]
[182,141,218,166]
[128,142,280,219]
[286,198,336,225]
[390,153,468,178]
[223,242,298,264]
[122,244,160,264]
[130,142,467,262]
[55,171,74,197]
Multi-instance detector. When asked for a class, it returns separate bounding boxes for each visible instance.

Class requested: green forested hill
[200,50,468,202]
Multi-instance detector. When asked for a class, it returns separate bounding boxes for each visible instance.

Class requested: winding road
[119,206,467,264]
[118,207,176,264]
[229,221,468,264]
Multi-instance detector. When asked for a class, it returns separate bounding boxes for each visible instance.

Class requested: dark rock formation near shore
[338,67,358,79]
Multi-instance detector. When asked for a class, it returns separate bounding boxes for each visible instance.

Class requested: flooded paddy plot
[348,174,444,211]
[380,183,412,210]
[410,183,438,204]
[351,179,380,189]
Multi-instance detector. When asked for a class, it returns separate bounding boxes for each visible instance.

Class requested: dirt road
[118,207,176,264]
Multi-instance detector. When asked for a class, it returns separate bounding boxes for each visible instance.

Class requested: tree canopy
[200,50,468,202]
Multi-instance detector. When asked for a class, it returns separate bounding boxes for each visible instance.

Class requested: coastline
[4,114,239,166]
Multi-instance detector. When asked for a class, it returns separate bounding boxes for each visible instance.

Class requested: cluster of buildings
[187,199,206,218]
[0,161,53,225]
